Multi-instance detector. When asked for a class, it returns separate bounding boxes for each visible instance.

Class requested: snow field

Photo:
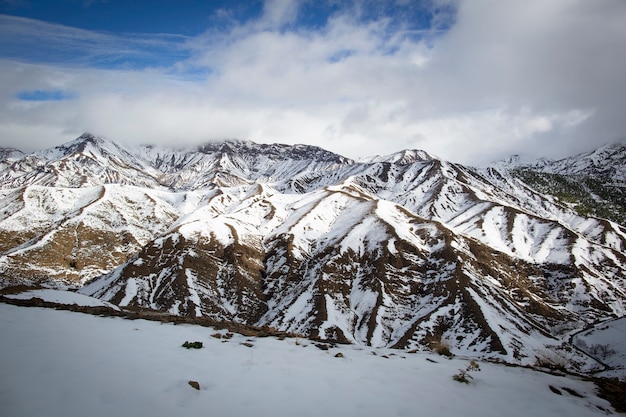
[0,303,615,417]
[3,288,120,310]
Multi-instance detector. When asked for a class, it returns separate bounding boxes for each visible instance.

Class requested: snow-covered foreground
[0,304,617,417]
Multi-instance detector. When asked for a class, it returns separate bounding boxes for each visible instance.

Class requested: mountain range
[1,133,624,371]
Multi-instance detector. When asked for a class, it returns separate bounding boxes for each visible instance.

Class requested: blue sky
[0,1,443,36]
[1,0,625,165]
[0,1,443,74]
[1,1,255,35]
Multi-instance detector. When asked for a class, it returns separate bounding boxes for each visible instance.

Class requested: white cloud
[416,0,626,160]
[1,0,625,165]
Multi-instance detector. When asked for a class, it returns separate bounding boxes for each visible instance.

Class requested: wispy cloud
[0,14,192,69]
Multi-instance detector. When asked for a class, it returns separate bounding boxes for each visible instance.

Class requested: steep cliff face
[1,134,625,364]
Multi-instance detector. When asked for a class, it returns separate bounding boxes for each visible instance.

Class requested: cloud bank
[1,0,625,165]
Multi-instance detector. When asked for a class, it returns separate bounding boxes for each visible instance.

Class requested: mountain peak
[361,149,436,164]
[0,147,24,160]
[72,132,114,149]
[40,132,114,159]
[77,132,98,141]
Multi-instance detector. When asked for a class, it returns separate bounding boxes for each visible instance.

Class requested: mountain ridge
[0,133,624,371]
[492,140,626,225]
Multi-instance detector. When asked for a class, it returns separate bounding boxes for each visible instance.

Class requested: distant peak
[507,154,520,164]
[362,149,437,165]
[34,133,126,162]
[489,153,545,169]
[399,149,436,163]
[64,132,108,148]
[198,139,352,164]
[77,132,97,141]
[589,140,626,156]
[0,147,24,161]
[491,139,626,185]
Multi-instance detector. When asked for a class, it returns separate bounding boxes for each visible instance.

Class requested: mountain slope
[0,184,181,284]
[78,179,624,364]
[1,134,625,370]
[495,141,626,225]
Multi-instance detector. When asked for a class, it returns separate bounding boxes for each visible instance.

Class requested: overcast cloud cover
[1,0,625,165]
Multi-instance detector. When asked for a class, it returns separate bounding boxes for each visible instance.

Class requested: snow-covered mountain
[0,133,624,371]
[492,140,626,226]
[519,140,626,182]
[0,147,24,172]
